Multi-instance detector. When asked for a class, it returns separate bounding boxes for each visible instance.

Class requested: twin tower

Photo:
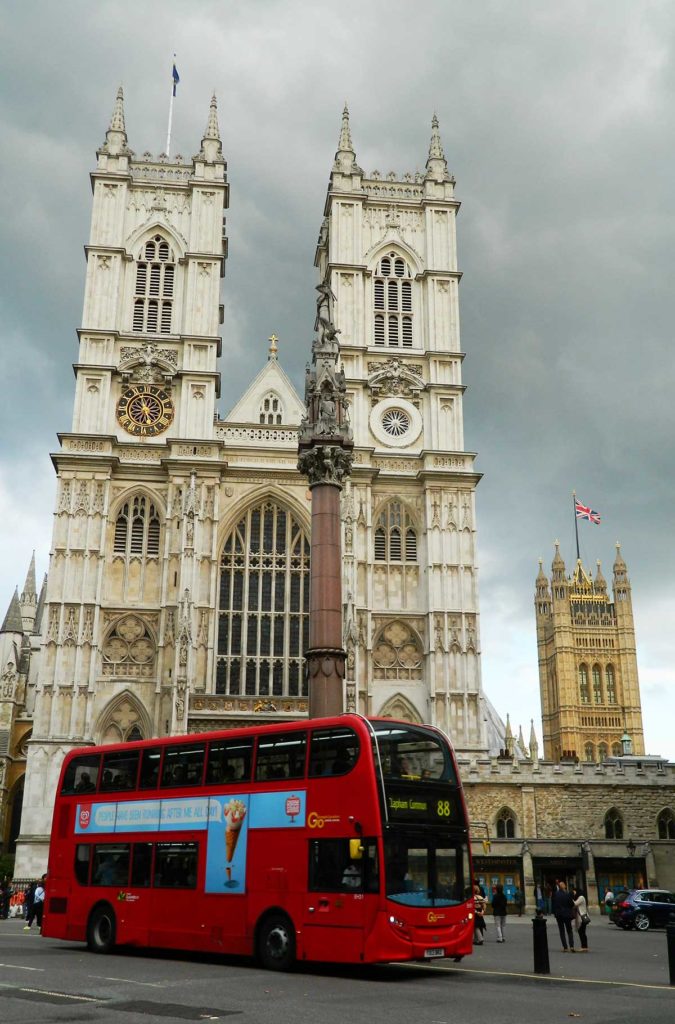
[9,92,487,874]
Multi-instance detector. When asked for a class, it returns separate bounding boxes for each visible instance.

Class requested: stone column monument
[298,280,354,717]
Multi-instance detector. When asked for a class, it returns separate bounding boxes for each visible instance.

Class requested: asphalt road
[0,915,672,1024]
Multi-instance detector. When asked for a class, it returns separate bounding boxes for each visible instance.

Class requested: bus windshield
[370,723,456,784]
[384,831,470,907]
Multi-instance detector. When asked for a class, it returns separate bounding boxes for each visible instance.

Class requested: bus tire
[256,912,296,971]
[86,904,117,954]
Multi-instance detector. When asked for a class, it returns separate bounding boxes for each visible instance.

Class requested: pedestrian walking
[32,875,46,933]
[492,883,508,942]
[473,883,487,945]
[604,887,615,917]
[551,879,576,951]
[572,887,590,951]
[534,882,544,912]
[23,881,37,930]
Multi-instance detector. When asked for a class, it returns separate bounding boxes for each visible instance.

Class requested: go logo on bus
[427,911,446,923]
[307,811,340,829]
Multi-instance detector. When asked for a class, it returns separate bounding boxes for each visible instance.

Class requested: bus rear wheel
[257,913,296,971]
[87,904,117,954]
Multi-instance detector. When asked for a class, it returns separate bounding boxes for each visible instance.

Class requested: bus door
[303,838,378,961]
[148,841,201,949]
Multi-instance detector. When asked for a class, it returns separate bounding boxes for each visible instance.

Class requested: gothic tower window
[605,664,617,703]
[101,616,156,679]
[372,621,423,680]
[132,235,175,335]
[259,392,284,425]
[374,501,417,562]
[216,500,310,699]
[604,807,623,839]
[113,496,161,558]
[496,807,517,839]
[373,251,413,348]
[597,741,609,762]
[592,663,603,704]
[611,741,622,756]
[657,808,675,839]
[579,664,590,704]
[584,741,595,761]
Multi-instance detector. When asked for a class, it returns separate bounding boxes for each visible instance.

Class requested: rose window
[372,621,423,679]
[102,615,156,677]
[381,408,410,437]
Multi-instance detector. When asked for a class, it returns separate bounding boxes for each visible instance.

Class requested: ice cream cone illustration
[224,799,247,864]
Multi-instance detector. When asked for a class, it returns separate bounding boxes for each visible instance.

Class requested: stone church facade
[1,93,672,896]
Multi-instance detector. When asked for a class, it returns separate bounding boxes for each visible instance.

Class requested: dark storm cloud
[1,0,673,755]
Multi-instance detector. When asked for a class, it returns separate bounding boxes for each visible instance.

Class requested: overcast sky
[1,0,674,759]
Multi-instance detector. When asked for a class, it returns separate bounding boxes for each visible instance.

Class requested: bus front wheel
[257,913,296,971]
[87,904,117,954]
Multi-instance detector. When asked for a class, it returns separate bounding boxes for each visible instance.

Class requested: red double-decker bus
[44,714,474,969]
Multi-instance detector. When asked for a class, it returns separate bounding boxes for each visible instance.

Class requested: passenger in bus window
[342,863,362,889]
[75,772,95,793]
[331,747,353,774]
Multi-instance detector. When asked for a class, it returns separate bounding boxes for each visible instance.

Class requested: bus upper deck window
[61,755,101,795]
[139,748,162,790]
[309,728,360,777]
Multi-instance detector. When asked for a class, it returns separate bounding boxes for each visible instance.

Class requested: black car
[611,889,675,931]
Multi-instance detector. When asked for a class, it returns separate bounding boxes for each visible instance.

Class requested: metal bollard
[667,912,675,986]
[532,911,550,975]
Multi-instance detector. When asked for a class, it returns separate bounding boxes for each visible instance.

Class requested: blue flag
[172,63,180,97]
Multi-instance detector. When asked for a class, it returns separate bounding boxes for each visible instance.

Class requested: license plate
[424,947,445,958]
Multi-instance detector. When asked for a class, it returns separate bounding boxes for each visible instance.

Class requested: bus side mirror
[349,839,364,860]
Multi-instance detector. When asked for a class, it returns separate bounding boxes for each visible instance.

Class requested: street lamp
[626,838,636,858]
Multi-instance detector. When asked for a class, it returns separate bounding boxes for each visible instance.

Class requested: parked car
[611,889,675,931]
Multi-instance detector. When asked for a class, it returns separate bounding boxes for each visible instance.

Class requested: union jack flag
[575,499,601,525]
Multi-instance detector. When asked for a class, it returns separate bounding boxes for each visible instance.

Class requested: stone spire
[333,103,361,175]
[504,713,513,755]
[594,559,607,592]
[20,551,38,633]
[1,588,23,635]
[101,85,129,155]
[197,93,223,163]
[551,539,566,582]
[517,723,527,757]
[425,113,451,182]
[529,720,539,760]
[268,333,279,361]
[613,541,627,574]
[34,573,48,635]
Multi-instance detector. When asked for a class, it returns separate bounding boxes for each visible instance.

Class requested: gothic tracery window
[372,621,423,680]
[132,235,175,334]
[604,807,623,839]
[592,663,603,704]
[259,392,284,425]
[373,251,413,348]
[605,664,617,703]
[496,807,516,839]
[598,742,609,762]
[216,500,310,698]
[374,501,417,563]
[102,616,156,679]
[113,496,161,558]
[584,742,595,761]
[657,808,675,839]
[579,664,590,704]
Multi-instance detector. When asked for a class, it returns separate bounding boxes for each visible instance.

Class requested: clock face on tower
[116,384,174,437]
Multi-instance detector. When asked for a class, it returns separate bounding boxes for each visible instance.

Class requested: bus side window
[161,744,206,788]
[255,732,307,781]
[308,839,379,893]
[206,738,253,784]
[309,727,359,777]
[74,844,91,885]
[139,748,162,790]
[92,844,131,886]
[154,843,198,889]
[100,751,140,792]
[131,843,153,888]
[61,755,101,795]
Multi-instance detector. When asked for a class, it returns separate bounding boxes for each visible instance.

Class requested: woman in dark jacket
[491,884,508,942]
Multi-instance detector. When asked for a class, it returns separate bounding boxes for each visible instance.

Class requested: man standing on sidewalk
[552,880,576,952]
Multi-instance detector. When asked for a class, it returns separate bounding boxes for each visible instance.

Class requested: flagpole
[165,55,177,156]
[572,490,580,562]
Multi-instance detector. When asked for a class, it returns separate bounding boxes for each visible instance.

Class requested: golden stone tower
[535,542,645,761]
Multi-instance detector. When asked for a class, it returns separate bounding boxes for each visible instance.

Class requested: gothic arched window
[374,501,417,563]
[259,392,284,425]
[592,663,603,704]
[113,496,161,558]
[496,807,517,839]
[605,664,617,703]
[216,500,310,698]
[373,251,414,348]
[604,807,623,839]
[579,664,590,704]
[657,808,675,839]
[611,741,622,756]
[598,742,609,762]
[584,742,595,761]
[132,235,175,335]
